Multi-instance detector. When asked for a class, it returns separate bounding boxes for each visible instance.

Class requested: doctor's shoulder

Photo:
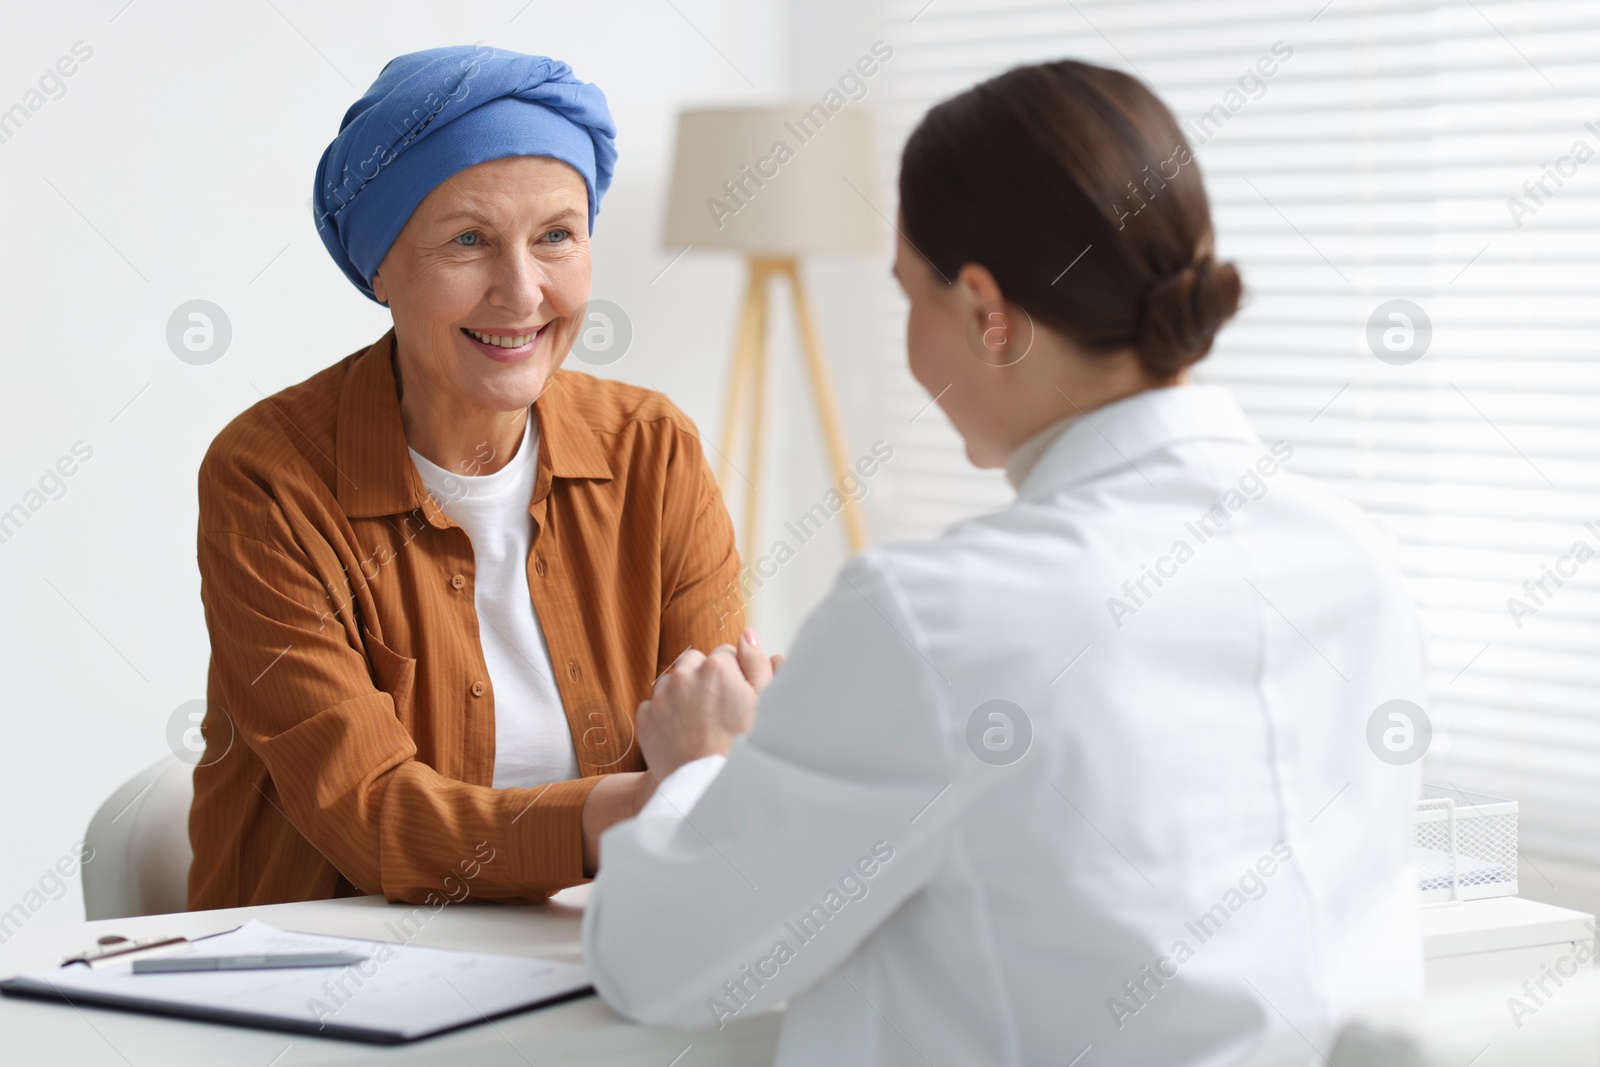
[1269,462,1416,599]
[841,508,1107,627]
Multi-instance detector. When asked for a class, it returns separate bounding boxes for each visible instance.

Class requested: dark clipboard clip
[62,925,242,969]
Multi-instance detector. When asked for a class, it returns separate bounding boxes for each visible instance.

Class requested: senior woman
[188,45,745,909]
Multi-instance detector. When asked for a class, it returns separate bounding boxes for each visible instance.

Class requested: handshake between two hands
[635,629,784,787]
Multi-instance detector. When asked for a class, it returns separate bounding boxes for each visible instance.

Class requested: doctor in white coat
[583,58,1427,1066]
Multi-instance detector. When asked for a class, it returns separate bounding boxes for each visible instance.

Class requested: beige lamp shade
[663,103,882,255]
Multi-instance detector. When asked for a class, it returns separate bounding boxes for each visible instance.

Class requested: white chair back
[82,757,194,920]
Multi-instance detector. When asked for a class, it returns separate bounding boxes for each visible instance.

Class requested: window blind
[871,0,1600,869]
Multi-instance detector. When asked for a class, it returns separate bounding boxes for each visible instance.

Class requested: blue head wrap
[312,44,617,302]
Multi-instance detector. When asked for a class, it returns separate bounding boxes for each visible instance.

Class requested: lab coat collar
[1004,412,1080,492]
[1015,384,1262,501]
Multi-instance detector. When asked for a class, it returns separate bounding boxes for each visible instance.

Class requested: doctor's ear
[371,269,389,306]
[956,262,1030,368]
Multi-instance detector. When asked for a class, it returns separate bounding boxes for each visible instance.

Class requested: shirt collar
[335,329,612,521]
[1004,412,1080,492]
[1015,384,1262,501]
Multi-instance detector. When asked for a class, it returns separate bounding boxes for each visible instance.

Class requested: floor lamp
[664,105,881,569]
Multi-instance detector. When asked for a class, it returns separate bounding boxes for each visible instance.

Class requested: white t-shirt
[408,411,579,789]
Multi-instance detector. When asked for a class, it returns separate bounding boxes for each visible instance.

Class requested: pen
[132,952,370,974]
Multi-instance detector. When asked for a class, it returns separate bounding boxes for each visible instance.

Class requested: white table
[11,889,1582,1064]
[0,885,780,1066]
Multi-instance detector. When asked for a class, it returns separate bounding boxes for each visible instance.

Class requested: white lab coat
[583,384,1426,1067]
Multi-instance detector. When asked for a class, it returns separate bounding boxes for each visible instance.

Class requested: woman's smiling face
[370,154,591,412]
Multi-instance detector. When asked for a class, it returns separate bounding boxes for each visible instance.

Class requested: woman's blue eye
[454,228,569,246]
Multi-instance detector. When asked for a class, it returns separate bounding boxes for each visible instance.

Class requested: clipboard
[0,919,594,1045]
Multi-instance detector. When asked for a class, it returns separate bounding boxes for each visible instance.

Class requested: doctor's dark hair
[898,59,1242,379]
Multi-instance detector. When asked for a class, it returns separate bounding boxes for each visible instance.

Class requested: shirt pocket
[361,626,417,730]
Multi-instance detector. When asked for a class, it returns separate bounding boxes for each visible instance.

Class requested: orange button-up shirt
[188,330,743,909]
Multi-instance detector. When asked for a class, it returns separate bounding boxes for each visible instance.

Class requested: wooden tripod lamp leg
[782,259,869,553]
[715,259,765,489]
[740,262,773,564]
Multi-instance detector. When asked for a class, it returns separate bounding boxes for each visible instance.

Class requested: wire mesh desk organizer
[1416,786,1519,903]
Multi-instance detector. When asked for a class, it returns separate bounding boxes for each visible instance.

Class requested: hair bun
[1134,254,1243,379]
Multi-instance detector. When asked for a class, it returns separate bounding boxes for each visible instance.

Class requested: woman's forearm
[581,771,653,877]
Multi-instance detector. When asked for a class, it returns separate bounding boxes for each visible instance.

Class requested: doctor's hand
[636,630,773,786]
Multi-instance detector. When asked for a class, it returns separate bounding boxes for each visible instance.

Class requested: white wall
[0,0,901,927]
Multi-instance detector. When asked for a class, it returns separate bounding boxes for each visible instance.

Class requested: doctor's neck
[995,322,1189,471]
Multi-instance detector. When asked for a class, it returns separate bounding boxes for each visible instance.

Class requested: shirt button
[534,557,547,577]
[471,680,486,697]
[567,660,580,680]
[450,574,466,590]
